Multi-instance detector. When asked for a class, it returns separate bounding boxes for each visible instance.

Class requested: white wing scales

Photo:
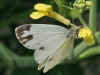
[34,35,67,64]
[15,24,68,49]
[43,37,74,73]
[15,24,72,73]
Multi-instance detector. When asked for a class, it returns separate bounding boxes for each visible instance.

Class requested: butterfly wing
[42,37,74,73]
[15,24,68,49]
[15,24,70,72]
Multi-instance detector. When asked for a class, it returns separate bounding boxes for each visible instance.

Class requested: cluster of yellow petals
[30,3,53,19]
[78,26,95,45]
[34,3,52,12]
[30,3,71,25]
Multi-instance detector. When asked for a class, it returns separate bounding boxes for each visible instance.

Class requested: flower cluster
[30,3,71,25]
[78,26,95,45]
[30,3,53,19]
[73,0,92,8]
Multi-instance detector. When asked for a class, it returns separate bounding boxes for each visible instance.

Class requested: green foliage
[73,31,100,61]
[0,0,33,28]
[78,46,100,60]
[0,0,100,75]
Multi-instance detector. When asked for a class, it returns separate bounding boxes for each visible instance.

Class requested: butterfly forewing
[15,24,68,49]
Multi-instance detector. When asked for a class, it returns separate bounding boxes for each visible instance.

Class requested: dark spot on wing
[24,35,33,40]
[25,24,31,31]
[39,46,45,50]
[16,24,32,44]
[16,27,24,37]
[21,24,31,31]
[21,35,33,44]
[16,24,31,38]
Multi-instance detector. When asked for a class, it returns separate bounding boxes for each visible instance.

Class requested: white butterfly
[15,24,74,73]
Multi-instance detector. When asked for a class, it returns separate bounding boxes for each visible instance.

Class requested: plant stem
[54,0,67,16]
[74,31,100,61]
[79,15,87,26]
[0,43,15,69]
[78,46,100,60]
[0,43,33,68]
[89,0,96,32]
[73,0,97,62]
[50,11,80,29]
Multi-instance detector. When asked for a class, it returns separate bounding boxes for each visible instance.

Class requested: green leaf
[70,8,83,19]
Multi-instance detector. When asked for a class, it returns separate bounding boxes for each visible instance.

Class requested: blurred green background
[0,0,100,75]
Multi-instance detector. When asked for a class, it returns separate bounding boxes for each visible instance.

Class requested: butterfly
[15,24,74,73]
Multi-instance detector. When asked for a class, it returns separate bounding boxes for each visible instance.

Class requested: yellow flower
[30,11,48,19]
[30,3,71,25]
[78,26,95,45]
[30,3,53,19]
[34,3,53,12]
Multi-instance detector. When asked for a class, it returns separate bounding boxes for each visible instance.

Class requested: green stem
[0,43,15,69]
[54,0,67,16]
[89,0,96,32]
[0,43,33,68]
[78,46,100,60]
[73,0,97,62]
[79,15,87,25]
[73,42,88,59]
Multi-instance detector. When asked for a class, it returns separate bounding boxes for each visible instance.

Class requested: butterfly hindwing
[34,34,67,64]
[43,37,74,73]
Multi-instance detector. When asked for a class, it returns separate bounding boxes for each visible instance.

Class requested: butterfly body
[15,24,74,73]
